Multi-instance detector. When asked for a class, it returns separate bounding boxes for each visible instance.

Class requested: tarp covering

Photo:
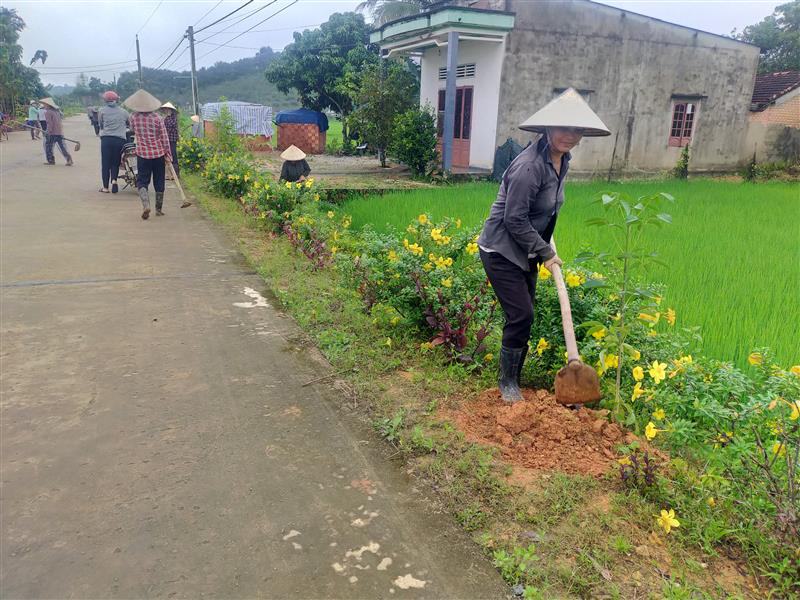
[275,108,329,132]
[200,101,273,137]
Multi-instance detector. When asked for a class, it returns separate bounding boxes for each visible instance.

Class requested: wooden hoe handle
[549,239,580,363]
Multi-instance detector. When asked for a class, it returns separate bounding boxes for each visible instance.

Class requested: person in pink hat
[98,91,129,194]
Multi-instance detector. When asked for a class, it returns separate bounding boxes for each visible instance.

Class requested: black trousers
[169,140,179,178]
[136,156,165,193]
[100,136,125,188]
[480,250,540,349]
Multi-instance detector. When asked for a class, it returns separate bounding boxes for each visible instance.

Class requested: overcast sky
[7,0,780,86]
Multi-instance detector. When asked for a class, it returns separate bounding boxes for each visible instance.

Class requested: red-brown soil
[445,388,640,477]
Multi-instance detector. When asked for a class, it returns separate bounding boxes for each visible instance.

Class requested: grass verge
[184,174,764,599]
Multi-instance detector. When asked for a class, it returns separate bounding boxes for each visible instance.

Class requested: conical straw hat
[124,89,162,113]
[280,145,306,161]
[519,88,610,137]
[39,97,59,110]
[190,114,201,123]
[160,101,177,111]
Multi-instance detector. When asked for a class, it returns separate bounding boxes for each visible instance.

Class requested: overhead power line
[37,59,137,70]
[194,0,256,34]
[163,46,190,72]
[136,0,165,35]
[206,22,321,35]
[195,0,278,43]
[194,0,223,27]
[196,0,299,61]
[153,36,187,70]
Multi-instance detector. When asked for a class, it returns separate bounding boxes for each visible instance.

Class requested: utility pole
[187,26,199,116]
[136,34,143,88]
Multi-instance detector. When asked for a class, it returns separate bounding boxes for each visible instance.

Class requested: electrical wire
[194,0,256,34]
[163,46,190,71]
[195,0,299,61]
[153,36,187,70]
[136,0,165,36]
[207,22,321,34]
[195,0,278,43]
[194,0,223,27]
[196,40,261,51]
[36,59,137,70]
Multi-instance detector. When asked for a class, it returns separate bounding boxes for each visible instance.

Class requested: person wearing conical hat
[27,100,41,140]
[279,145,311,183]
[159,102,180,179]
[98,90,129,194]
[125,89,172,219]
[40,97,73,167]
[477,88,610,403]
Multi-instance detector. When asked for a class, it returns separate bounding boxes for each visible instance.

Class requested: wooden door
[437,86,473,168]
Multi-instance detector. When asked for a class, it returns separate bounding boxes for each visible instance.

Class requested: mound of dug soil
[447,388,640,477]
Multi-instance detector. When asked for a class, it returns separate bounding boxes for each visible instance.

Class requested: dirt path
[0,118,508,598]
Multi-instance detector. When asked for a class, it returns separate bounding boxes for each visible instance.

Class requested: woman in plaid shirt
[160,102,180,178]
[124,90,172,220]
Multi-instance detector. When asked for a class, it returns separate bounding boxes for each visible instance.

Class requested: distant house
[750,71,800,127]
[370,0,760,175]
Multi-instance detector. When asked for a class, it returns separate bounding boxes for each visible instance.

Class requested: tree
[265,12,374,139]
[390,105,438,176]
[345,59,418,166]
[356,0,437,26]
[0,7,45,113]
[733,1,800,73]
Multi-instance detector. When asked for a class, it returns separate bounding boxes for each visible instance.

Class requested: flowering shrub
[241,176,322,230]
[177,137,211,172]
[203,152,254,200]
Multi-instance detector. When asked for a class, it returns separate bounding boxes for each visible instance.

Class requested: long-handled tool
[165,160,191,208]
[11,120,81,151]
[549,239,602,405]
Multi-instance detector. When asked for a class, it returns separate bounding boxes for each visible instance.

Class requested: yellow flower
[285,181,292,189]
[330,245,338,255]
[645,421,660,440]
[536,337,550,356]
[772,441,786,457]
[466,242,479,255]
[652,408,666,420]
[244,172,251,182]
[327,211,335,219]
[417,214,428,225]
[305,179,313,188]
[406,224,418,235]
[391,316,401,326]
[420,342,433,351]
[647,329,658,337]
[648,361,667,385]
[314,193,321,202]
[665,308,676,326]
[565,271,582,287]
[631,382,644,401]
[654,295,663,306]
[387,250,399,262]
[455,219,462,228]
[706,497,716,508]
[295,182,303,189]
[618,456,632,466]
[441,278,452,288]
[639,312,661,325]
[385,337,392,347]
[604,354,619,370]
[790,365,800,376]
[592,328,607,340]
[632,366,644,381]
[748,352,763,366]
[538,265,551,280]
[423,262,433,272]
[407,243,423,256]
[430,227,443,241]
[590,272,605,280]
[656,509,680,534]
[483,353,494,363]
[631,349,641,361]
[789,399,799,421]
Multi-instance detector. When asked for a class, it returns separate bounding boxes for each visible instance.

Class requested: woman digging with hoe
[477,88,610,404]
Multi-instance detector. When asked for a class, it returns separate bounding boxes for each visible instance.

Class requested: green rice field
[343,180,800,368]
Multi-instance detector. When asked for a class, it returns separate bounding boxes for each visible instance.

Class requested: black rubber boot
[516,345,529,386]
[155,192,164,216]
[499,346,525,403]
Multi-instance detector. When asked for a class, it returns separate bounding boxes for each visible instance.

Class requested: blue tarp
[275,108,329,132]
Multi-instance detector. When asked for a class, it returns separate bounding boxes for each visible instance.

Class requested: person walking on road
[124,89,171,220]
[477,88,610,402]
[98,91,129,194]
[40,97,73,167]
[87,106,100,136]
[160,102,180,178]
[27,101,41,140]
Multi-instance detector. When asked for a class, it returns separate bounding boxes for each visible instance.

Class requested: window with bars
[438,63,476,80]
[668,102,696,147]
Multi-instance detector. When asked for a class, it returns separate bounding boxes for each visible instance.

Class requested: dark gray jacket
[477,137,570,271]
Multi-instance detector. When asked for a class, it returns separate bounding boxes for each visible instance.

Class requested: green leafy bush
[177,137,211,172]
[390,106,438,177]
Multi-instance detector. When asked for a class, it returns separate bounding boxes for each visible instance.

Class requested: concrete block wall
[749,91,800,128]
[495,0,760,175]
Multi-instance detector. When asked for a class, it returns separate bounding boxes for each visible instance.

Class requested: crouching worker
[477,88,610,403]
[279,145,311,182]
[124,89,172,220]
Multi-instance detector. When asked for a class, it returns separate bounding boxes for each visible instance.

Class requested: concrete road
[0,118,508,599]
